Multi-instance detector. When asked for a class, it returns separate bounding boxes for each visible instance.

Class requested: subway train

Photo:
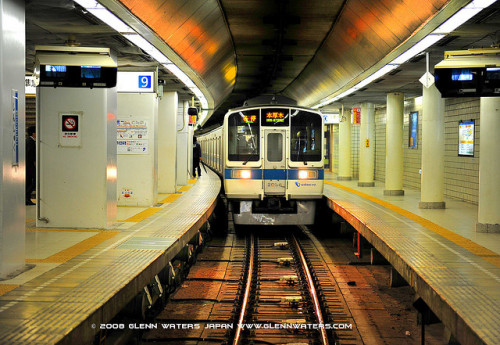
[198,96,324,225]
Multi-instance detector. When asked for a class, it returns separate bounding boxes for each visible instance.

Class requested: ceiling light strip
[312,0,498,108]
[74,0,209,116]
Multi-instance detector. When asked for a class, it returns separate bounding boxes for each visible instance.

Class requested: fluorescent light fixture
[76,0,210,117]
[124,34,171,63]
[87,8,135,33]
[73,0,99,8]
[390,35,445,64]
[164,64,196,87]
[433,0,497,34]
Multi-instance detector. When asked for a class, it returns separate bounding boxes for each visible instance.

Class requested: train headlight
[232,169,252,179]
[298,170,317,180]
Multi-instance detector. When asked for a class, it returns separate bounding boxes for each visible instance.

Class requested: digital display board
[261,108,289,126]
[458,120,474,156]
[39,64,117,88]
[242,114,258,124]
[409,111,418,149]
[81,66,102,79]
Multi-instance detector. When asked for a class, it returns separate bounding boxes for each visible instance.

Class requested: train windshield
[290,110,322,162]
[227,111,260,162]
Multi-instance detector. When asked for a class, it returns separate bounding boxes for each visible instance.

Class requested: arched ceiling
[25,0,500,127]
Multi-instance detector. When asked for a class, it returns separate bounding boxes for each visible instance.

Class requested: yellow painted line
[0,285,19,296]
[417,266,447,269]
[123,207,161,222]
[26,218,36,223]
[26,231,120,263]
[325,180,500,267]
[26,228,101,233]
[161,194,182,203]
[188,179,196,185]
[117,206,149,208]
[178,185,192,192]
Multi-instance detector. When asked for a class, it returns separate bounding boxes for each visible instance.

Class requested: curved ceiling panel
[117,0,236,106]
[284,0,451,106]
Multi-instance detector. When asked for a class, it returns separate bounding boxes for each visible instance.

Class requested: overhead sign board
[117,71,155,93]
[322,113,339,124]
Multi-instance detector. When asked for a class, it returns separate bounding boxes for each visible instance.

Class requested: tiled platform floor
[324,173,500,345]
[0,173,220,345]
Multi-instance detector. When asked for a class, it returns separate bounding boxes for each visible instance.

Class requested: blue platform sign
[139,75,152,89]
[117,72,155,93]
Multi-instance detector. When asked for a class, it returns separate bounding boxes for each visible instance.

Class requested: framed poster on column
[458,120,474,157]
[408,111,418,149]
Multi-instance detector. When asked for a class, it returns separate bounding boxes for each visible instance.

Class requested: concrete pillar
[117,93,158,206]
[359,103,375,187]
[384,93,404,196]
[419,84,445,209]
[176,101,190,185]
[158,91,178,193]
[329,124,334,173]
[38,87,117,228]
[338,107,352,180]
[477,97,500,233]
[0,0,25,278]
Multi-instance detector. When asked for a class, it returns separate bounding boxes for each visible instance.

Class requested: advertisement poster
[409,111,418,149]
[458,120,474,156]
[117,119,149,154]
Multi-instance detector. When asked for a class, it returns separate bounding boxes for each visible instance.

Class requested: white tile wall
[371,97,480,205]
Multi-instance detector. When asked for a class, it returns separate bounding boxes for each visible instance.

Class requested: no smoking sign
[62,115,79,132]
[59,113,81,147]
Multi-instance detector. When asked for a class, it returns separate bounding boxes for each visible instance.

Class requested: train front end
[224,106,324,225]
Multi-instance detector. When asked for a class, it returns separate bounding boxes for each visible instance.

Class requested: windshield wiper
[243,148,258,165]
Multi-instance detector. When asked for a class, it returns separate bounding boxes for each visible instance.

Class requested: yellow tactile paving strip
[0,285,18,297]
[0,172,220,345]
[325,180,500,268]
[122,207,161,222]
[25,230,120,263]
[160,194,182,203]
[178,185,192,192]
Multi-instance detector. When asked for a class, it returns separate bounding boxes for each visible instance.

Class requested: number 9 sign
[138,75,152,89]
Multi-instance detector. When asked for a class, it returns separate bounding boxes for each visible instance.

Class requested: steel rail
[232,234,255,345]
[291,235,329,345]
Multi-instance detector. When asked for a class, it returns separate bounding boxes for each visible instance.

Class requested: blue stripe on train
[224,168,324,180]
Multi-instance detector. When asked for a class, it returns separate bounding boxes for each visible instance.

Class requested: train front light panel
[232,169,252,179]
[298,170,317,180]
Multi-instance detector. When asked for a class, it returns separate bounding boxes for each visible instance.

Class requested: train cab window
[290,110,322,162]
[267,133,283,162]
[227,111,260,162]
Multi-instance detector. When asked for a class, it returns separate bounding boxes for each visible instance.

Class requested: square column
[37,88,117,229]
[358,103,375,187]
[338,107,352,180]
[384,93,405,196]
[158,91,178,193]
[117,93,159,206]
[477,97,500,233]
[0,0,25,278]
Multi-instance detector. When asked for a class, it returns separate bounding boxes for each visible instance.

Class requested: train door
[263,128,286,195]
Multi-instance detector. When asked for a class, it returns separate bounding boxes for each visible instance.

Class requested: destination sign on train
[242,114,257,123]
[260,108,289,126]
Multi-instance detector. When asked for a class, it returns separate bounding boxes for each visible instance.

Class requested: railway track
[142,227,362,344]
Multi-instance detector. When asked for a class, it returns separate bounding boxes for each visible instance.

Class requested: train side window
[227,111,260,161]
[290,110,322,162]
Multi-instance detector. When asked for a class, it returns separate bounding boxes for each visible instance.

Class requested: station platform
[0,171,220,345]
[323,172,500,345]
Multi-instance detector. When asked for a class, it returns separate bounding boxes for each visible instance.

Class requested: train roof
[225,104,322,114]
